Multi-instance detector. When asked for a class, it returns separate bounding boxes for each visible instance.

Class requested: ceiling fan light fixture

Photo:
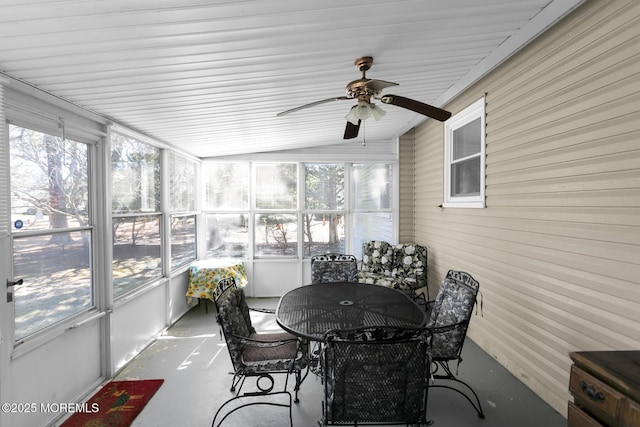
[345,105,360,125]
[345,101,385,125]
[368,103,386,121]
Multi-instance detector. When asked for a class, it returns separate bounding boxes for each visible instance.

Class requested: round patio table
[275,282,426,341]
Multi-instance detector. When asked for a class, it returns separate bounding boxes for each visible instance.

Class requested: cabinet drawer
[568,401,604,427]
[622,400,640,427]
[570,365,626,423]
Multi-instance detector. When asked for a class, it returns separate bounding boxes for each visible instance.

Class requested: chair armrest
[424,319,468,335]
[249,307,275,314]
[233,333,299,348]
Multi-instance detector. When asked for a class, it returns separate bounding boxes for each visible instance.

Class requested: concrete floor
[114,299,567,427]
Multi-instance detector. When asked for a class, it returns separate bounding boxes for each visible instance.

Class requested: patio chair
[308,253,358,374]
[425,270,485,419]
[319,326,430,426]
[211,277,308,427]
[310,253,358,284]
[357,241,429,308]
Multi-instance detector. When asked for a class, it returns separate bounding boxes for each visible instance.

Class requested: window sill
[441,201,485,209]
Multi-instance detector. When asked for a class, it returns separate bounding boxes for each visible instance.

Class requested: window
[254,163,298,257]
[350,163,394,258]
[255,163,297,210]
[111,132,162,296]
[202,161,397,260]
[303,164,345,257]
[169,151,197,212]
[205,213,249,258]
[9,124,93,340]
[204,163,250,258]
[254,213,298,256]
[444,97,486,208]
[169,152,197,269]
[204,163,249,211]
[170,215,196,269]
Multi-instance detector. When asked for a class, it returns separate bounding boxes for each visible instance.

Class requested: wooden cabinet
[569,351,640,427]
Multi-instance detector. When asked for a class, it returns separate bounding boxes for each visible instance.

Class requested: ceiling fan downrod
[346,56,375,101]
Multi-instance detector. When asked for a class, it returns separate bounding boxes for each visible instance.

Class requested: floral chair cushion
[311,254,358,284]
[360,241,393,276]
[356,271,397,288]
[358,241,428,291]
[426,276,477,360]
[216,287,256,371]
[391,243,427,290]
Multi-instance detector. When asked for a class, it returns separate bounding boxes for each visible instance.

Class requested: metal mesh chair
[425,270,484,419]
[319,326,430,426]
[212,277,308,427]
[310,253,358,284]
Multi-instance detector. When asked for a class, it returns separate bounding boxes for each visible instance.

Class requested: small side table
[186,259,248,311]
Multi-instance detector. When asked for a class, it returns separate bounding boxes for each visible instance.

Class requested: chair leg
[230,368,305,405]
[309,341,323,375]
[430,379,485,419]
[289,360,311,404]
[292,370,300,403]
[230,373,244,394]
[430,362,485,419]
[424,371,434,426]
[212,391,293,427]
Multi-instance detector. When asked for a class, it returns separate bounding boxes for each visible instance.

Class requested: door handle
[7,279,24,288]
[7,279,24,303]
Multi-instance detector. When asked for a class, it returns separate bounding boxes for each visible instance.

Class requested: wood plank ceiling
[0,0,585,158]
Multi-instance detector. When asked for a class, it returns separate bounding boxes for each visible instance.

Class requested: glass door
[9,124,94,342]
[0,121,105,427]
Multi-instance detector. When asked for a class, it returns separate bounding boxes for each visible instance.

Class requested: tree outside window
[303,164,345,257]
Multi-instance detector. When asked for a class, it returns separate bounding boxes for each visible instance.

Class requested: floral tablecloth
[186,259,248,303]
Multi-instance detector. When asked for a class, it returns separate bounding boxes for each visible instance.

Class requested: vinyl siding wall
[411,0,640,416]
[399,129,415,242]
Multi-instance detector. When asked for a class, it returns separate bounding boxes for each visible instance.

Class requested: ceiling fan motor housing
[346,80,373,101]
[346,56,396,102]
[346,56,375,101]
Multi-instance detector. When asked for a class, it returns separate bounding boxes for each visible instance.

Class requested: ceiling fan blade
[380,95,452,121]
[277,96,351,117]
[364,79,399,93]
[343,120,361,139]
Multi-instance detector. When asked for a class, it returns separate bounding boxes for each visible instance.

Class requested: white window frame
[110,131,163,297]
[443,97,486,208]
[168,152,198,271]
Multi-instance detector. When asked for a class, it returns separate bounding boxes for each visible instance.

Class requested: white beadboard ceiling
[0,0,585,158]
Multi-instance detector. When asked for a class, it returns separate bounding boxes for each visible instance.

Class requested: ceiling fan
[276,56,452,139]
